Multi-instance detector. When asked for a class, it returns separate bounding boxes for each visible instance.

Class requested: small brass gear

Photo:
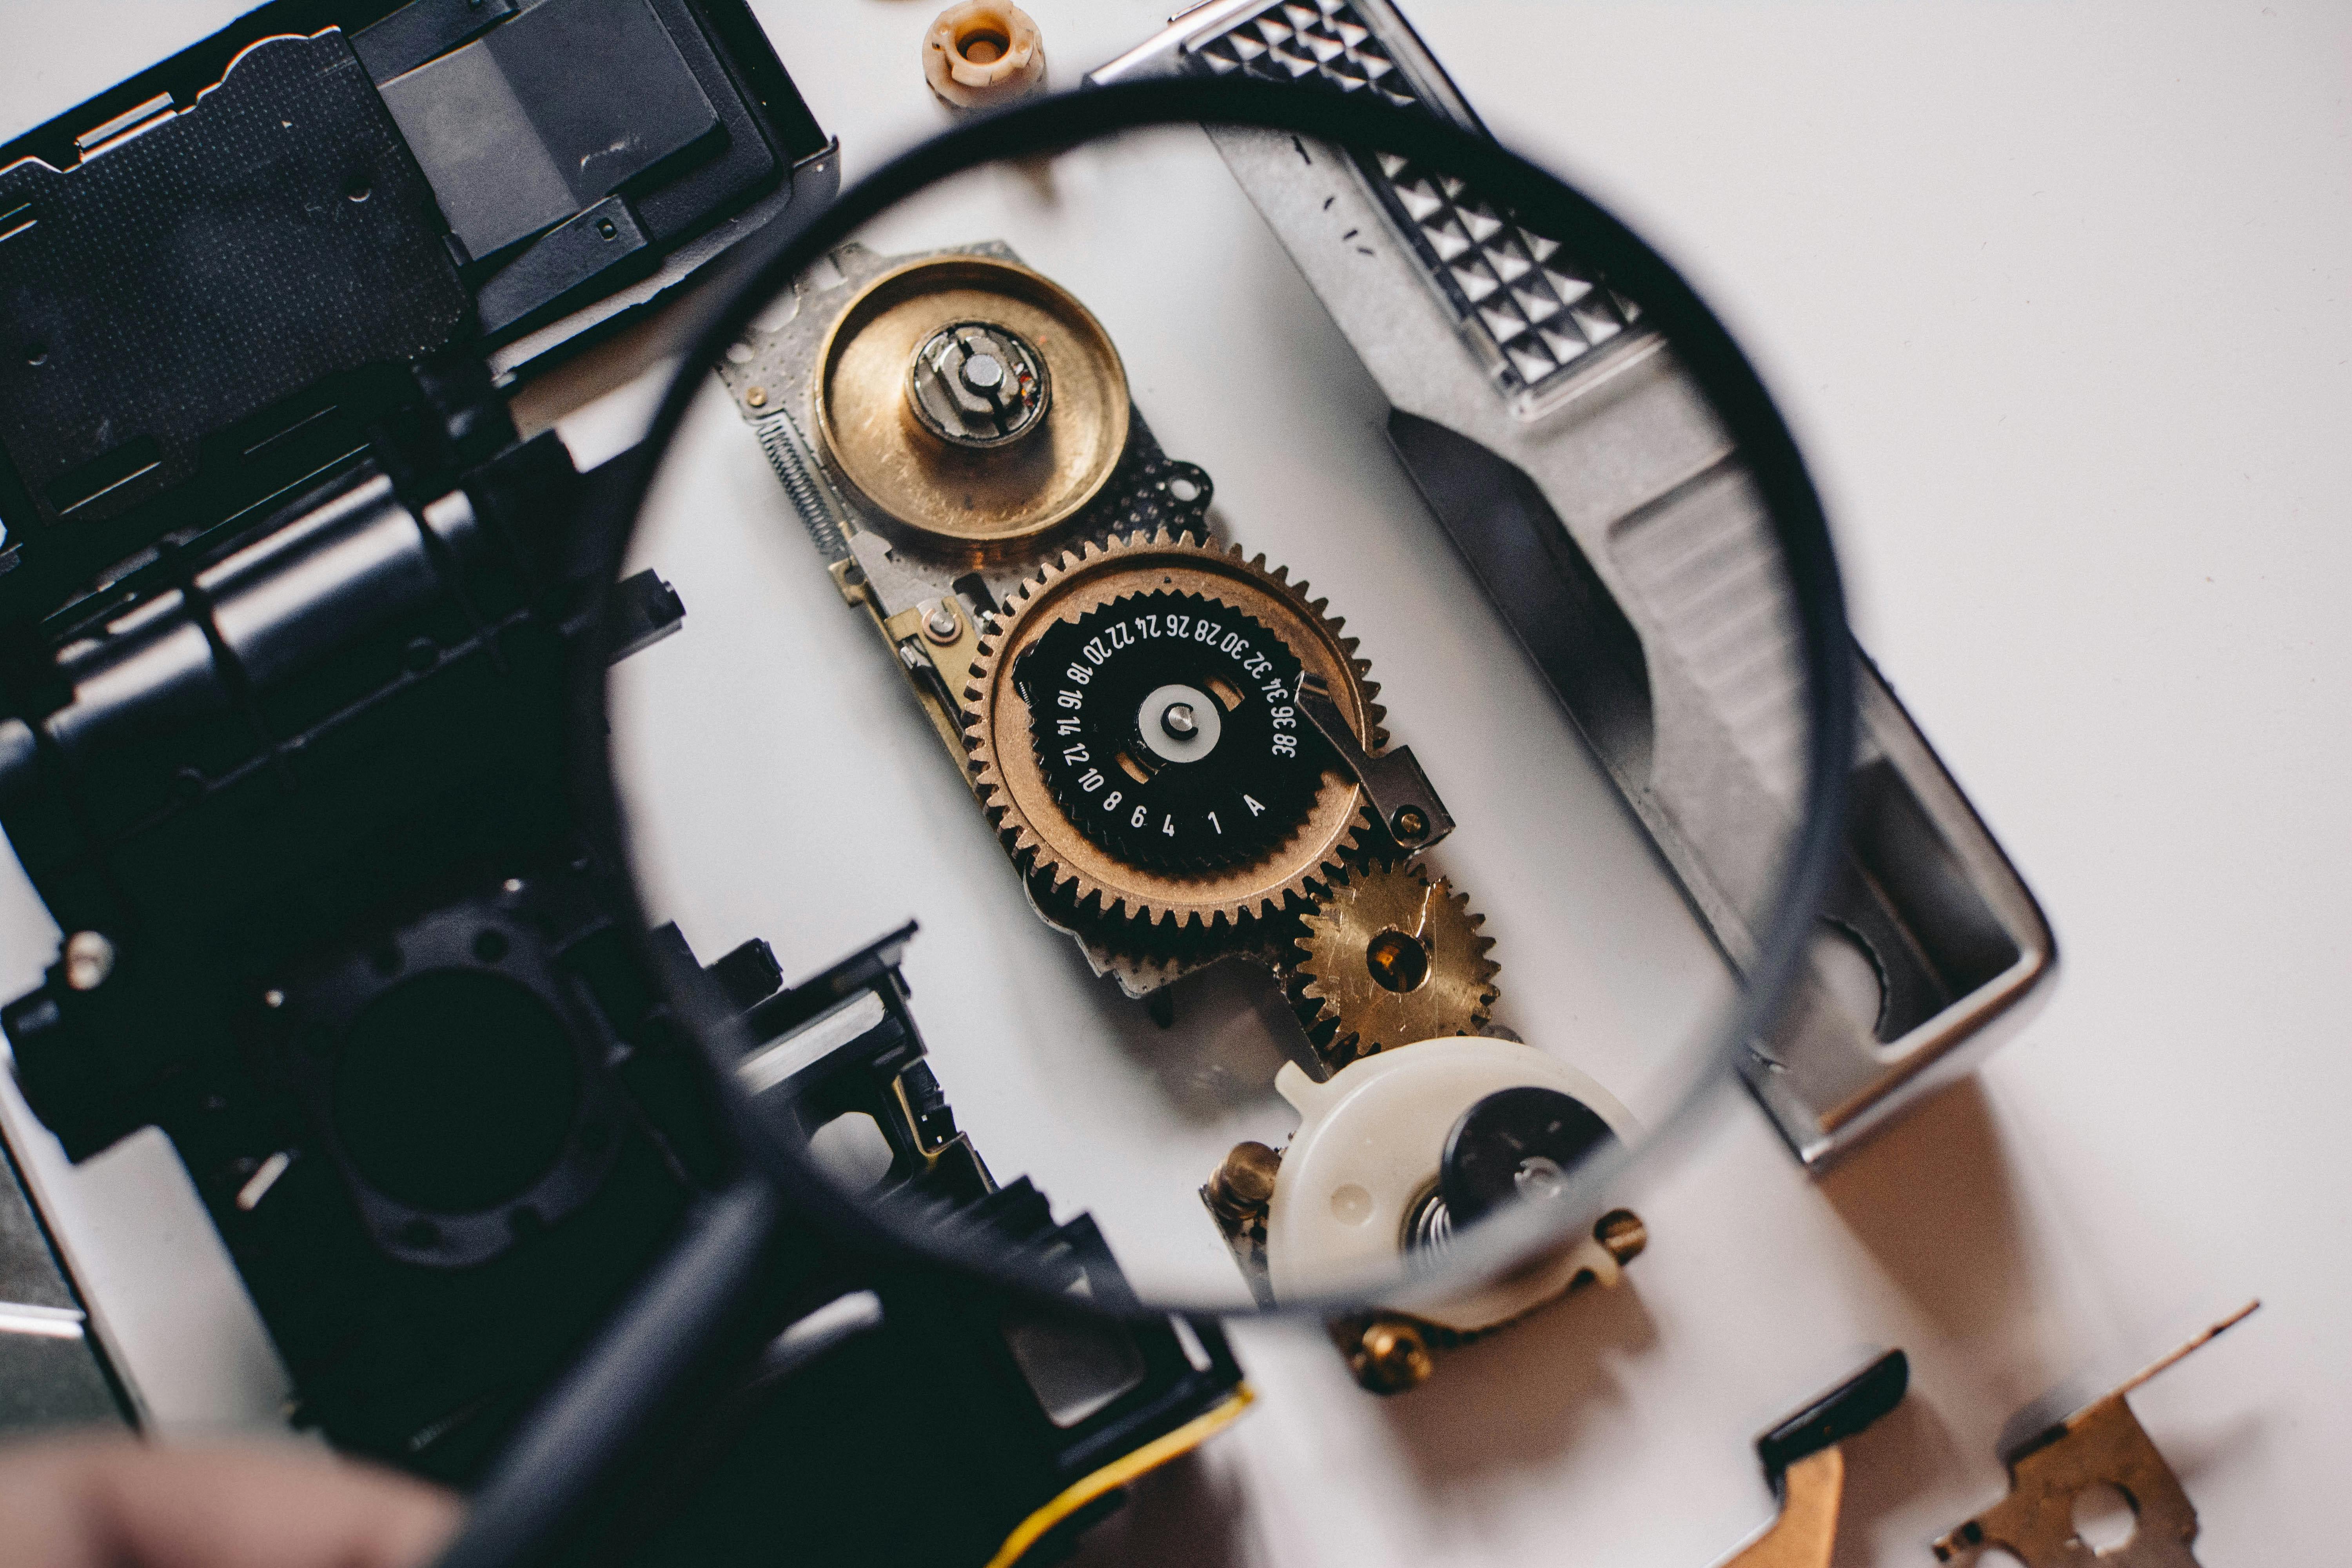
[1293,862,1499,1064]
[963,529,1383,932]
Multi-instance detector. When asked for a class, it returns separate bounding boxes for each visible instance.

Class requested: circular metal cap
[907,320,1051,448]
[1137,681,1221,764]
[1438,1085,1617,1230]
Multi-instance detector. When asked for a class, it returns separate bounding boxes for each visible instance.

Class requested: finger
[0,1434,463,1568]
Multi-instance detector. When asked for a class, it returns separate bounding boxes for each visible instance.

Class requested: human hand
[0,1434,460,1568]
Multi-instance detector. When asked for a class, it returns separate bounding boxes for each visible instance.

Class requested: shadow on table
[1058,938,1313,1128]
[1818,1076,2040,1352]
[1062,1443,1256,1568]
[1828,1385,1970,1568]
[1817,1073,2067,1560]
[1372,1269,1659,1488]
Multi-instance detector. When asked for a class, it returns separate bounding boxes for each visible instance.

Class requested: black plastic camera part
[537,926,1250,1568]
[0,0,837,634]
[0,13,1251,1545]
[0,407,702,1471]
[0,425,1248,1554]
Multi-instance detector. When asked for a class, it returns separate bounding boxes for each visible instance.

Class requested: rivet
[63,931,114,992]
[1352,1318,1433,1394]
[1595,1208,1648,1264]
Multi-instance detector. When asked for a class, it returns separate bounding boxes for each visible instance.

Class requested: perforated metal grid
[1186,0,1644,400]
[1190,0,1419,106]
[1370,149,1644,395]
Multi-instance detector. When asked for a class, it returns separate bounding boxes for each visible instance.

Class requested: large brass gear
[962,529,1383,932]
[1293,861,1500,1064]
[812,254,1131,563]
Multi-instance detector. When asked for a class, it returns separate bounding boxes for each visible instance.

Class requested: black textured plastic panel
[0,31,469,532]
[377,0,718,261]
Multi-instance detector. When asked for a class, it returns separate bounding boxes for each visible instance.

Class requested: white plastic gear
[1263,1039,1639,1333]
[962,529,1385,932]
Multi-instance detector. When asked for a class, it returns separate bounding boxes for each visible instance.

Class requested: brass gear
[812,255,1130,563]
[1292,862,1499,1064]
[962,529,1383,931]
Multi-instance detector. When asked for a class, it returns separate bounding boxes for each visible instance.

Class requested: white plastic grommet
[924,3,1047,111]
[1263,1036,1638,1334]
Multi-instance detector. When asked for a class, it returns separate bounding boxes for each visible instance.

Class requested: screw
[1390,806,1430,842]
[1595,1208,1648,1265]
[924,603,961,643]
[62,931,114,992]
[959,351,1005,392]
[1351,1318,1434,1394]
[746,386,768,408]
[1207,1140,1281,1220]
[1513,1154,1568,1200]
[1161,702,1198,739]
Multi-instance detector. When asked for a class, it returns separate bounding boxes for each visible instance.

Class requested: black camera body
[0,4,1245,1558]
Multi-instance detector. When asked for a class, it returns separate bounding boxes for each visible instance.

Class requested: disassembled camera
[0,1,2171,1564]
[715,239,1650,1386]
[0,4,1249,1560]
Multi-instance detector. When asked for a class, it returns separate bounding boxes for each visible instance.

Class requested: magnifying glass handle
[431,1177,800,1568]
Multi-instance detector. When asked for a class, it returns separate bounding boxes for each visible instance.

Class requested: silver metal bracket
[1092,0,2056,1167]
[1295,672,1454,851]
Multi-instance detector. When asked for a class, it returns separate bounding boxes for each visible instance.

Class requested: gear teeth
[1290,860,1503,1067]
[961,528,1384,940]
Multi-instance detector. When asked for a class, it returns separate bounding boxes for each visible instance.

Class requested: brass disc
[964,531,1384,931]
[814,256,1131,560]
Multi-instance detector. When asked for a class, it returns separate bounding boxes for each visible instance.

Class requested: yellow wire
[983,1385,1256,1568]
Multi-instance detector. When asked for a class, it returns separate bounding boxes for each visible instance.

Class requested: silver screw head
[924,604,961,642]
[907,321,1050,448]
[63,931,114,992]
[959,351,1005,392]
[1161,702,1198,739]
[1512,1155,1568,1200]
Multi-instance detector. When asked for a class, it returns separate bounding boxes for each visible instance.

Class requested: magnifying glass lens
[604,94,1846,1331]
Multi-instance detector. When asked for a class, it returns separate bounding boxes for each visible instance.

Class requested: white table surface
[2,3,2347,1565]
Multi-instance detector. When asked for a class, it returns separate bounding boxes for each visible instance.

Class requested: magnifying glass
[449,74,1852,1567]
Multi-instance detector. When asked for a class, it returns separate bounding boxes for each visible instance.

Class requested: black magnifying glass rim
[571,75,1855,1322]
